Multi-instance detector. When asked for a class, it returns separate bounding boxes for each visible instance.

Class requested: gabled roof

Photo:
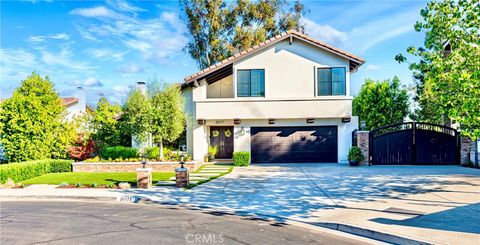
[182,30,365,88]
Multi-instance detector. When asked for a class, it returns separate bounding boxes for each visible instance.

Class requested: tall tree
[353,76,410,130]
[0,72,76,162]
[395,0,480,138]
[182,0,307,69]
[150,83,186,159]
[123,82,185,159]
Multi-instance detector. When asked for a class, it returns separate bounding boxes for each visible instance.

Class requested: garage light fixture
[197,119,205,125]
[306,118,314,124]
[240,126,246,136]
[268,119,275,124]
[234,119,241,124]
[341,117,351,123]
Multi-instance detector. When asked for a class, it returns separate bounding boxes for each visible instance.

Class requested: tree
[0,72,76,162]
[182,0,307,69]
[122,82,186,159]
[353,76,410,130]
[90,97,129,148]
[395,0,480,139]
[150,84,186,159]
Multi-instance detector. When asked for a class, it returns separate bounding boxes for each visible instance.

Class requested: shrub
[145,146,160,160]
[0,159,72,183]
[348,146,365,162]
[233,152,250,166]
[68,138,97,161]
[99,146,138,160]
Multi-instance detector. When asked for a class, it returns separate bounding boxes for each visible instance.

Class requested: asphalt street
[0,200,370,245]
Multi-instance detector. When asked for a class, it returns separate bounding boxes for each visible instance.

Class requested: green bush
[233,152,250,166]
[145,146,160,160]
[0,159,72,183]
[348,146,365,162]
[99,146,138,160]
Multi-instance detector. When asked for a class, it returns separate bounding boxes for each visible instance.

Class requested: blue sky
[1,0,427,105]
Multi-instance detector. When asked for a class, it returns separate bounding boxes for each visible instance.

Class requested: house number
[215,120,225,124]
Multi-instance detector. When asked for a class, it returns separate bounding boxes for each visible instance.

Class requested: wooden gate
[369,122,460,165]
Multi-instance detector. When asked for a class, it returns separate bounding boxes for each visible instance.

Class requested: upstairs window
[317,67,346,96]
[237,69,265,97]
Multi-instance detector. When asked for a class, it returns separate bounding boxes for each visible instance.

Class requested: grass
[186,165,234,189]
[21,172,175,186]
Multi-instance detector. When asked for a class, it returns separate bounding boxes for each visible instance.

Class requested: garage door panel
[251,126,338,163]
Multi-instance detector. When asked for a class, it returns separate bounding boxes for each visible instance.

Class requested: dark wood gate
[369,122,459,165]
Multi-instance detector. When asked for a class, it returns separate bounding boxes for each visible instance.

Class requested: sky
[1,0,428,105]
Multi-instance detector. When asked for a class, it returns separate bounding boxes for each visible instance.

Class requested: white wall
[233,39,350,99]
[207,75,233,98]
[234,117,358,163]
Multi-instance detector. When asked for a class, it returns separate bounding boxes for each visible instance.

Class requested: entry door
[210,126,234,159]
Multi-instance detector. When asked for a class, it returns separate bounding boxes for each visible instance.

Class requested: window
[237,69,265,97]
[317,67,346,96]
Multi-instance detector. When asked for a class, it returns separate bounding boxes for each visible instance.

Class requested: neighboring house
[181,30,365,163]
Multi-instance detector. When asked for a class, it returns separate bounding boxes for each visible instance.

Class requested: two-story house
[181,30,365,164]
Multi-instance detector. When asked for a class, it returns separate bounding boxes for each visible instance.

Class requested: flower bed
[72,161,201,172]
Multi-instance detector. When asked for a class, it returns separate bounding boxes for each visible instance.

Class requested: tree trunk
[159,139,164,161]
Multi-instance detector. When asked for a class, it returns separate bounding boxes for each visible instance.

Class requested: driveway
[124,164,480,244]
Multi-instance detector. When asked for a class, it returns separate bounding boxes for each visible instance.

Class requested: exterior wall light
[360,120,366,131]
[240,126,246,136]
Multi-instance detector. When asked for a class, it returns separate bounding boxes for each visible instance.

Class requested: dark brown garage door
[251,126,337,163]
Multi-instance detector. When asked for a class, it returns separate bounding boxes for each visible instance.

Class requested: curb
[0,195,124,202]
[128,195,431,245]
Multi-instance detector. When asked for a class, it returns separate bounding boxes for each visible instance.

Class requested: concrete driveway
[125,163,480,244]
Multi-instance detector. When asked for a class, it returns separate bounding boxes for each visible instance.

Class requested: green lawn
[21,172,175,186]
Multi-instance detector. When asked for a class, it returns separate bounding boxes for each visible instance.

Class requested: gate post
[460,136,471,165]
[412,122,416,164]
[357,131,370,165]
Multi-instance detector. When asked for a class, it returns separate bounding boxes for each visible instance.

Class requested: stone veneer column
[356,131,370,165]
[136,168,152,189]
[460,137,471,165]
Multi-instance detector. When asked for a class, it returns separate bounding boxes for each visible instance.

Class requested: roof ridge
[183,30,365,85]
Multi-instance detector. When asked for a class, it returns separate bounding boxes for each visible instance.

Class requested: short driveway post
[176,155,189,188]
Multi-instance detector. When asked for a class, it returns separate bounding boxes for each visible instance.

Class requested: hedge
[0,159,73,183]
[233,152,250,166]
[99,146,138,160]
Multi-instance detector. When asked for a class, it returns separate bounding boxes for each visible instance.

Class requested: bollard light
[141,153,147,168]
[180,154,185,168]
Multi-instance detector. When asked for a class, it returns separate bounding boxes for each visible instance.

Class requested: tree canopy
[353,76,410,130]
[0,72,76,162]
[122,81,185,158]
[182,0,307,69]
[395,0,480,138]
[90,97,130,148]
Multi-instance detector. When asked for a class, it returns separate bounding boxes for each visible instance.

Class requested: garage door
[251,126,337,163]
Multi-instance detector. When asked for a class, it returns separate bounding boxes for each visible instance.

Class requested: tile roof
[0,97,79,107]
[61,97,79,106]
[182,30,365,87]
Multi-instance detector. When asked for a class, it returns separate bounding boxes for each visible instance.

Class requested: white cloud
[70,6,121,19]
[107,0,145,13]
[301,18,347,46]
[71,77,104,87]
[366,64,381,71]
[86,48,127,61]
[73,6,187,63]
[116,64,144,74]
[40,48,94,71]
[347,10,418,52]
[29,33,70,42]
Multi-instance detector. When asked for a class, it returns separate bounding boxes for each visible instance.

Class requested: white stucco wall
[207,75,233,98]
